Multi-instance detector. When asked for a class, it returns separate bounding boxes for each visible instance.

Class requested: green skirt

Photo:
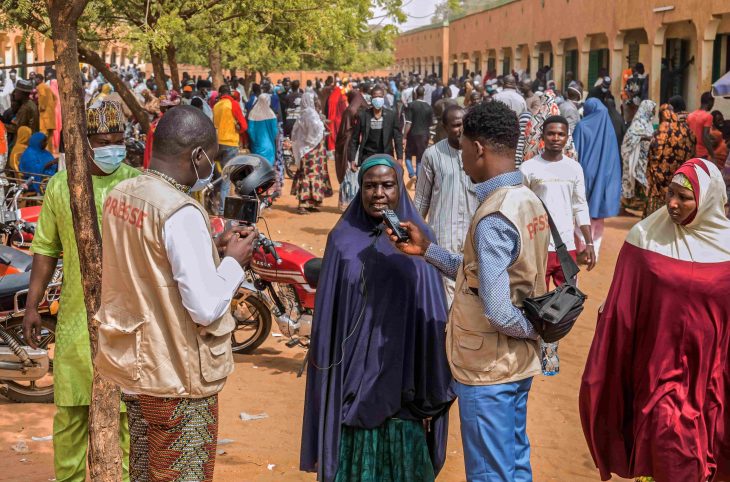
[335,418,435,482]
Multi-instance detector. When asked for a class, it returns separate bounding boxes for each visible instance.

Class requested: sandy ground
[0,162,637,482]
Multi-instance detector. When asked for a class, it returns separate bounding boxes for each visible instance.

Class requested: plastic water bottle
[540,339,560,376]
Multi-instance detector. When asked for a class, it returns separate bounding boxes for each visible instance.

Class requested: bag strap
[538,200,580,285]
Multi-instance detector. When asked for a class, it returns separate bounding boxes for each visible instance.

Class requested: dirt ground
[0,162,637,482]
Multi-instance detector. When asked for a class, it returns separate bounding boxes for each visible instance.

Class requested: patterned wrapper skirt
[335,418,435,482]
[138,394,219,482]
[122,394,150,482]
[291,140,333,208]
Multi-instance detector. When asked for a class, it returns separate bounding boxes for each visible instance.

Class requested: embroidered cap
[87,101,126,135]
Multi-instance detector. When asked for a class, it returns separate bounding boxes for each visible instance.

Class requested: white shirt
[449,84,459,99]
[402,87,414,106]
[492,88,527,115]
[85,78,99,104]
[163,206,245,326]
[520,155,591,251]
[423,84,435,105]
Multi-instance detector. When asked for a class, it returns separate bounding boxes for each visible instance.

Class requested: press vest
[447,185,549,385]
[94,174,236,398]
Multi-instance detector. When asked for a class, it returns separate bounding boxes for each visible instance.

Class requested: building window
[564,49,578,85]
[588,48,609,87]
[628,43,640,68]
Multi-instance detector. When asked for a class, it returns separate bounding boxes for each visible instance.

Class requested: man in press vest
[390,101,550,481]
[95,106,256,481]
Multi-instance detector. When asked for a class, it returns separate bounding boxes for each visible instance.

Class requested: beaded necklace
[145,169,191,195]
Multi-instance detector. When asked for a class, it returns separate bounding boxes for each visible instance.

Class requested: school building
[394,0,730,109]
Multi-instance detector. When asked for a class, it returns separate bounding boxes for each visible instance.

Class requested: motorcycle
[0,246,62,403]
[211,153,323,376]
[0,178,42,249]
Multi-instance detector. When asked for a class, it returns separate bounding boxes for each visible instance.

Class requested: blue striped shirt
[424,171,538,339]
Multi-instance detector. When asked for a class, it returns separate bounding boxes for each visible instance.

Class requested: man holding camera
[390,101,549,481]
[95,106,256,481]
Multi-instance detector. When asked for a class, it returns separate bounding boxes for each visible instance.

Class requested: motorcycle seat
[0,245,33,272]
[303,258,322,288]
[0,271,31,311]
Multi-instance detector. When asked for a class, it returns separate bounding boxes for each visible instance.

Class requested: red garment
[545,250,576,289]
[326,88,346,151]
[143,118,159,169]
[687,109,714,158]
[219,95,248,133]
[579,242,730,481]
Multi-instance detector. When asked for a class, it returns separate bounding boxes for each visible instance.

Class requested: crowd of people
[1,58,729,482]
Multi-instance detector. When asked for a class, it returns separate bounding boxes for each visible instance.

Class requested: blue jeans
[404,158,421,178]
[453,377,534,482]
[216,145,239,215]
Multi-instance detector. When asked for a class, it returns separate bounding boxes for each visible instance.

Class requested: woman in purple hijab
[300,155,454,482]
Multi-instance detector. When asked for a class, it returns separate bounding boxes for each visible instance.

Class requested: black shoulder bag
[522,202,587,343]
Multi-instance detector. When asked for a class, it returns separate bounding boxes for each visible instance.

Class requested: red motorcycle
[210,217,321,368]
[0,179,43,249]
[213,153,323,375]
[0,244,62,403]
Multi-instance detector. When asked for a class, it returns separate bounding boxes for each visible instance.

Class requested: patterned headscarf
[522,90,577,161]
[620,99,656,198]
[87,101,126,135]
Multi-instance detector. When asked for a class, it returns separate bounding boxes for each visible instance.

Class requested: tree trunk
[149,46,167,96]
[243,71,255,93]
[208,47,224,90]
[229,67,237,79]
[165,43,180,92]
[79,47,151,134]
[47,1,122,480]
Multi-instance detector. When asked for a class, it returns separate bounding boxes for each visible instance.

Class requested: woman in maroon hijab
[579,158,730,482]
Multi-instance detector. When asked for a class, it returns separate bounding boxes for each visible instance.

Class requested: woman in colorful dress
[643,104,696,217]
[620,100,656,209]
[580,158,730,482]
[291,92,333,214]
[301,155,454,482]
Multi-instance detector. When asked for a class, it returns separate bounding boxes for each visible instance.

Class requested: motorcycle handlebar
[256,232,282,265]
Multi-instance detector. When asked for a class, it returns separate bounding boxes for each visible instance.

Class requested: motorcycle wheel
[230,292,272,354]
[284,156,297,179]
[1,315,55,403]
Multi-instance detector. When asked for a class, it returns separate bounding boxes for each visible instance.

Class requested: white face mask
[191,148,214,192]
[92,145,127,174]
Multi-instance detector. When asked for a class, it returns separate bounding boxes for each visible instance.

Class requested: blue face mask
[92,145,126,174]
[371,97,385,110]
[191,148,214,192]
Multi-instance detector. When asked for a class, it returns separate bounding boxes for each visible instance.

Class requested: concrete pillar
[579,36,591,89]
[610,31,626,101]
[553,40,565,92]
[698,17,721,104]
[649,26,667,103]
[481,50,489,76]
[514,46,523,72]
[497,49,505,75]
[530,45,540,78]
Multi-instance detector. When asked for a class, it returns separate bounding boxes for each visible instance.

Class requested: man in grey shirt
[414,105,477,303]
[493,75,527,115]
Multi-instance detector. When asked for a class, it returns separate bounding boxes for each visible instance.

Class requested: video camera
[220,154,281,264]
[220,154,276,225]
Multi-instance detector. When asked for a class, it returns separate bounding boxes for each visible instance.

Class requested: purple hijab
[300,156,454,481]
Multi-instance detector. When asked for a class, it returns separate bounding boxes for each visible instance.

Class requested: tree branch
[1,60,56,70]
